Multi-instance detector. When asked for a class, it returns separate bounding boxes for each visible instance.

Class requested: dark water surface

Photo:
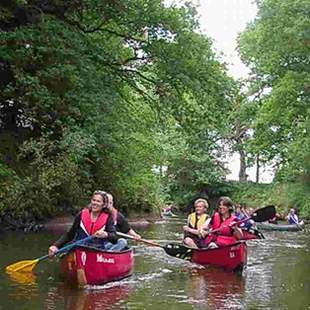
[0,218,309,309]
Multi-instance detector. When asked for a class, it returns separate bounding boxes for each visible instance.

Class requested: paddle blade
[163,243,193,261]
[7,270,37,285]
[251,205,276,222]
[5,259,38,273]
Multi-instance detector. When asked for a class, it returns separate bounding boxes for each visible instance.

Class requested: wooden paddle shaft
[116,232,162,247]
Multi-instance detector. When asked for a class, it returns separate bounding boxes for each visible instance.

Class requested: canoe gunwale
[74,244,133,254]
[256,222,304,231]
[192,240,246,253]
[190,241,247,272]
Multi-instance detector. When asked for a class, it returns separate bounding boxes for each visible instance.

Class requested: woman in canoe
[105,193,141,250]
[48,190,122,257]
[199,197,243,249]
[183,198,210,248]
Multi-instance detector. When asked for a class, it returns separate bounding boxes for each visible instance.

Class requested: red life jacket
[202,213,238,247]
[211,212,221,229]
[216,215,236,236]
[80,208,109,236]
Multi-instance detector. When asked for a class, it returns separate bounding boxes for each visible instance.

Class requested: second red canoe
[191,242,247,272]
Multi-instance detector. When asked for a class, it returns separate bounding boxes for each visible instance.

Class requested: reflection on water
[0,218,309,309]
[7,270,37,287]
[44,283,131,310]
[6,271,38,301]
[185,268,245,310]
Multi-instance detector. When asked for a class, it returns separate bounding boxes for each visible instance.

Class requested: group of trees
[0,0,308,221]
[237,0,310,214]
[0,0,234,220]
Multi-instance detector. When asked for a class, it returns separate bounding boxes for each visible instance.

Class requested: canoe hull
[161,212,177,217]
[242,230,264,240]
[191,242,247,272]
[61,246,134,287]
[256,222,304,231]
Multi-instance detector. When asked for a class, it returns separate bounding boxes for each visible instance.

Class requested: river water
[0,217,309,310]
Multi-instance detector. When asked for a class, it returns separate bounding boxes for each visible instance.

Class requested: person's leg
[207,242,218,249]
[108,238,128,251]
[183,237,198,249]
[104,242,114,250]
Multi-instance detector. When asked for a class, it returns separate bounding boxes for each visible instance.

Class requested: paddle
[116,232,193,260]
[5,235,93,273]
[250,205,276,222]
[116,232,162,247]
[203,205,276,235]
[288,214,304,230]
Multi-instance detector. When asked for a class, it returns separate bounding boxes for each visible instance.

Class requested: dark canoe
[161,211,177,217]
[256,221,304,232]
[60,245,134,287]
[191,242,247,272]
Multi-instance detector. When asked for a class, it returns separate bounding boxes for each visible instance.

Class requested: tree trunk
[256,154,260,183]
[239,149,247,181]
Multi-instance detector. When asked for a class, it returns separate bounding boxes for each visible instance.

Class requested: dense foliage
[0,0,233,221]
[237,0,310,215]
[1,0,309,225]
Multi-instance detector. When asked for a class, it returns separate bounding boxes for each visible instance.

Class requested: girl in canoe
[199,197,243,249]
[48,190,123,257]
[183,198,210,248]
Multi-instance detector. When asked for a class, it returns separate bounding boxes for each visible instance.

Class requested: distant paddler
[286,208,303,226]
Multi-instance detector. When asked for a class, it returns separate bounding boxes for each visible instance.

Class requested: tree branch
[122,68,158,85]
[63,17,147,43]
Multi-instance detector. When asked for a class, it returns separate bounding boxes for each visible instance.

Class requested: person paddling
[183,198,210,248]
[286,208,299,225]
[48,190,118,257]
[105,193,141,250]
[199,197,243,249]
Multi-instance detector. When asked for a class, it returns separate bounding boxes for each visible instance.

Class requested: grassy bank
[226,181,310,219]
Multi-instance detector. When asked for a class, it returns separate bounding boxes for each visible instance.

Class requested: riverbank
[0,211,164,234]
[44,214,162,234]
[0,213,44,233]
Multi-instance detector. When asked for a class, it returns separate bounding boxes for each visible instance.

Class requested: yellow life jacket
[187,212,208,230]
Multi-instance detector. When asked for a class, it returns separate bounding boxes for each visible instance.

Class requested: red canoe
[242,230,263,240]
[191,242,247,272]
[60,245,134,287]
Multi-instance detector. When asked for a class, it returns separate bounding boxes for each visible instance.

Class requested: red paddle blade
[251,205,276,222]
